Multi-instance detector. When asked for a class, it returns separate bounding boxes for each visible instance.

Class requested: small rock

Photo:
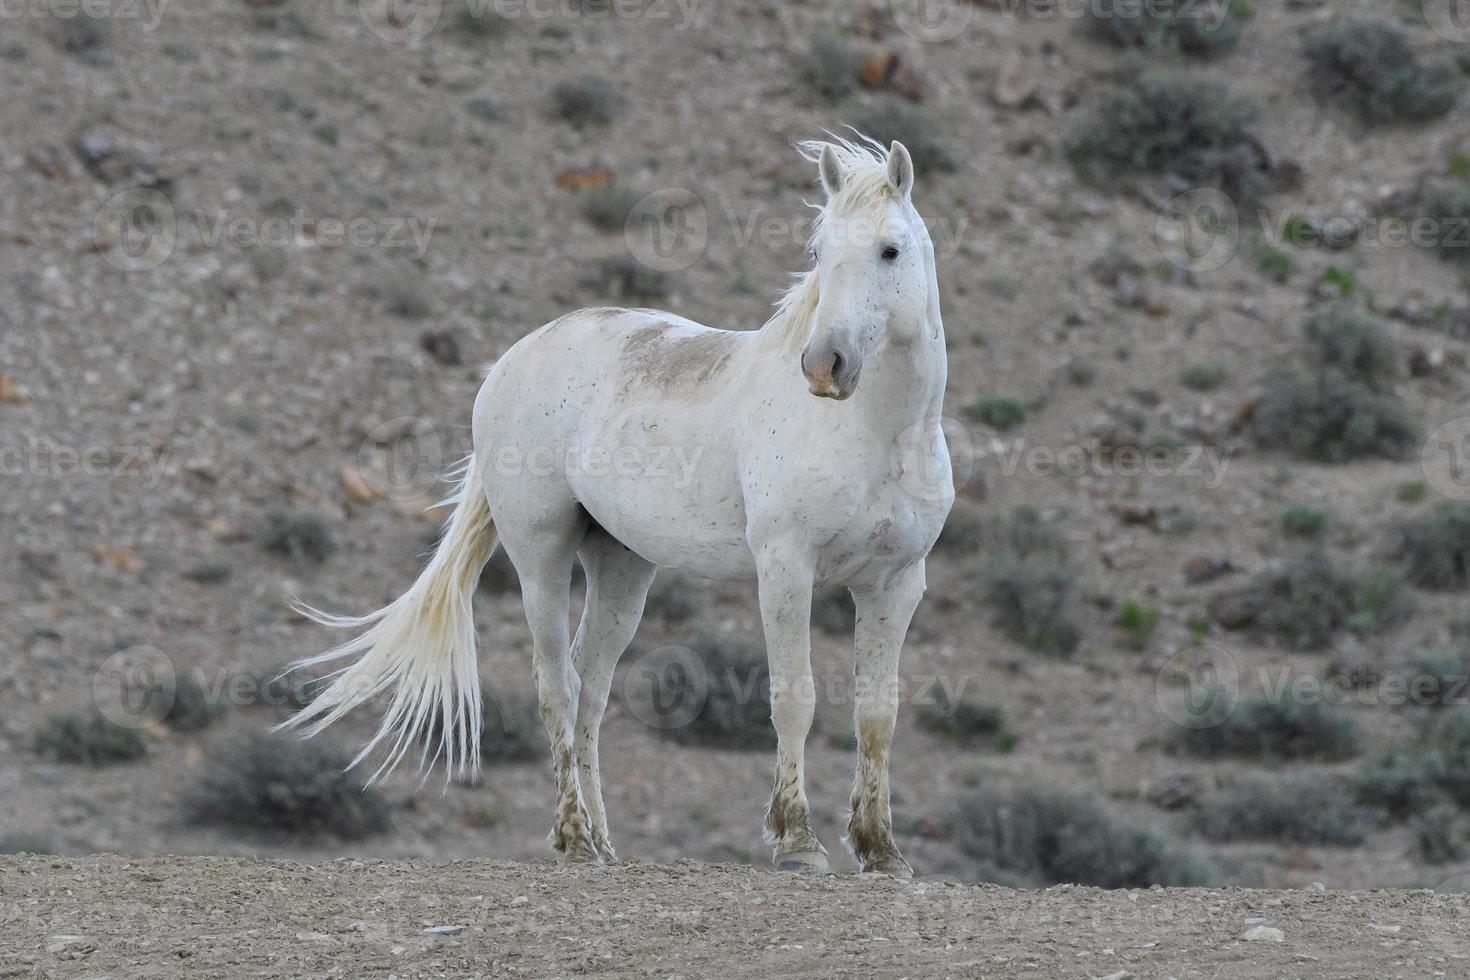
[1146,774,1201,810]
[419,329,463,367]
[1241,925,1285,942]
[992,55,1039,109]
[424,925,467,935]
[1327,643,1378,688]
[1208,587,1265,630]
[0,374,28,404]
[1184,555,1235,585]
[339,465,378,504]
[182,563,232,585]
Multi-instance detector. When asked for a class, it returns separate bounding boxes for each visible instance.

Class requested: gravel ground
[2,855,1468,979]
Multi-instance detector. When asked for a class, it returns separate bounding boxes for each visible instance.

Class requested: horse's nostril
[831,351,845,379]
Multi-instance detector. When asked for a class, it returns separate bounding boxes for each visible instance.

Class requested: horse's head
[798,137,934,400]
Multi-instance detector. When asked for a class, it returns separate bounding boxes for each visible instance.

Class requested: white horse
[281,136,953,876]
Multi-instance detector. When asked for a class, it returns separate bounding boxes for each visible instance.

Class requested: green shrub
[936,499,985,552]
[579,185,643,233]
[1067,357,1097,386]
[811,585,855,635]
[1410,650,1470,709]
[445,0,511,42]
[1119,597,1161,650]
[1419,182,1470,264]
[966,396,1026,431]
[1254,307,1418,462]
[658,639,774,750]
[1423,708,1470,806]
[799,36,864,100]
[186,735,389,838]
[1354,753,1444,820]
[1281,505,1328,540]
[463,96,503,123]
[156,669,223,733]
[1415,804,1466,864]
[1390,502,1470,590]
[979,507,1081,657]
[850,99,956,176]
[1084,0,1244,58]
[914,686,1007,746]
[1197,776,1367,845]
[644,569,698,623]
[1258,242,1294,282]
[1175,695,1360,761]
[1397,481,1429,504]
[479,547,521,593]
[259,511,334,563]
[34,711,146,765]
[1180,363,1226,392]
[592,255,669,302]
[953,782,1214,889]
[549,75,622,127]
[1255,553,1408,650]
[1302,19,1457,125]
[1069,73,1270,202]
[478,689,544,763]
[0,832,56,855]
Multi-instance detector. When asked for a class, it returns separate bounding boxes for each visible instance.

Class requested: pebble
[1241,926,1285,942]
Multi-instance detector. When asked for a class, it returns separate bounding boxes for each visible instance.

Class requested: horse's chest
[817,485,949,583]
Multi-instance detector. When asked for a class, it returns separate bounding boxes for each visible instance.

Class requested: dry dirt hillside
[3,0,1470,897]
[3,854,1469,979]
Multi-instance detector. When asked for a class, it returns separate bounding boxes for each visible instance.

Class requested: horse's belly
[566,410,755,580]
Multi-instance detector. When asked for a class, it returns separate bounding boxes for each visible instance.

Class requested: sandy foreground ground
[2,855,1468,979]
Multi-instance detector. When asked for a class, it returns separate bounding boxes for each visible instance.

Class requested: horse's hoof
[861,855,914,879]
[774,849,832,874]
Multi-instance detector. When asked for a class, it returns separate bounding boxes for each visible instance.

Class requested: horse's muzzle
[801,347,859,400]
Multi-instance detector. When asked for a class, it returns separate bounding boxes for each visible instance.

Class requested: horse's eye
[881,246,900,262]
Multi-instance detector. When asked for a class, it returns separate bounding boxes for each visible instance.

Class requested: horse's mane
[761,134,898,353]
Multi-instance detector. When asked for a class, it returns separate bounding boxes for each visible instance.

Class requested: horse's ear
[818,144,844,197]
[886,141,914,199]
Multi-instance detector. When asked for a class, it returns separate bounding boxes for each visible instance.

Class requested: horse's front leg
[752,540,828,873]
[847,561,926,877]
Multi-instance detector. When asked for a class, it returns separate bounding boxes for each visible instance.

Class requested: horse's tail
[275,454,498,784]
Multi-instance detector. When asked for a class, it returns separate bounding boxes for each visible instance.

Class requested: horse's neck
[856,322,947,438]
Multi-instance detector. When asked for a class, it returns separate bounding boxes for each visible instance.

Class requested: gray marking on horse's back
[618,320,737,398]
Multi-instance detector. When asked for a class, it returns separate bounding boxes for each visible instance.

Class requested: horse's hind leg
[847,561,926,878]
[570,526,656,861]
[496,498,599,860]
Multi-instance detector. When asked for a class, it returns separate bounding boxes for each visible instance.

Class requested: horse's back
[472,306,761,577]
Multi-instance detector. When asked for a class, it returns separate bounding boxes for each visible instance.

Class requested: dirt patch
[2,855,1467,978]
